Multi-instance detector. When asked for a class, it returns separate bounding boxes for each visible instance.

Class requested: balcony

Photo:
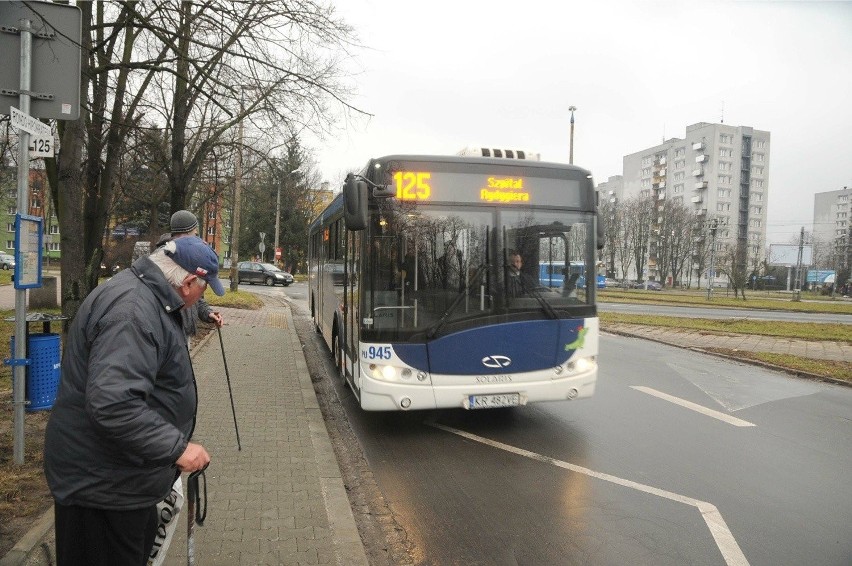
[655,157,667,166]
[655,167,667,177]
[694,208,707,216]
[658,192,666,201]
[695,154,708,163]
[692,168,704,177]
[692,141,705,151]
[695,181,708,190]
[691,195,702,203]
[653,181,666,189]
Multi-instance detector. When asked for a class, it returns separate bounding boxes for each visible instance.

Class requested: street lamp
[274,166,301,265]
[568,105,577,164]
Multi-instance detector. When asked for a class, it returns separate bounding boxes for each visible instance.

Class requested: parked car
[237,261,293,286]
[645,280,662,291]
[603,277,619,288]
[0,252,15,270]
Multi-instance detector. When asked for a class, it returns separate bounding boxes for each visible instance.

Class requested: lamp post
[569,105,577,164]
[274,166,301,266]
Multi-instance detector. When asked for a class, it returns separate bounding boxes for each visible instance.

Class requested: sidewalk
[2,299,369,566]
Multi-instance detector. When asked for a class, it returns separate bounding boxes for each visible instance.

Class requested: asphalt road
[259,282,852,565]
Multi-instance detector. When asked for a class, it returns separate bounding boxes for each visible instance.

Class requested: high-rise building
[618,122,770,282]
[812,186,850,271]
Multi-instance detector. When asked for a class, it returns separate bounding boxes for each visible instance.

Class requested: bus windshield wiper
[426,263,488,339]
[516,273,559,320]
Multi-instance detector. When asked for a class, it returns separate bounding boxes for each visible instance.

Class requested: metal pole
[228,91,245,292]
[13,18,33,465]
[273,173,281,264]
[707,219,717,300]
[568,106,576,165]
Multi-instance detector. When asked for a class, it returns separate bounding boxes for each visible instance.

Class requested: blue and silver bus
[309,152,603,411]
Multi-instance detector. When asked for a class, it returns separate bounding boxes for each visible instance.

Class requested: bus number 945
[363,346,392,360]
[393,171,431,201]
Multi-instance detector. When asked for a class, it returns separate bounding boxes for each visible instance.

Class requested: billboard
[768,244,812,267]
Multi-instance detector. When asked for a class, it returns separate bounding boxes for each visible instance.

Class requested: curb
[0,508,53,566]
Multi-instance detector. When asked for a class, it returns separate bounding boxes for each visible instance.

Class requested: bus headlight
[369,363,418,382]
[566,356,596,374]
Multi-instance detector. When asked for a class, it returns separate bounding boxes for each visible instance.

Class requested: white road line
[428,421,750,566]
[631,386,756,428]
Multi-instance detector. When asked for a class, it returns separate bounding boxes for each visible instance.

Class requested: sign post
[0,1,81,465]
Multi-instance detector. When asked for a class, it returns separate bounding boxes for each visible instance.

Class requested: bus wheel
[332,331,345,383]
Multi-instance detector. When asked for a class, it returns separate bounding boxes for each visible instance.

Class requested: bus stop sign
[0,1,82,120]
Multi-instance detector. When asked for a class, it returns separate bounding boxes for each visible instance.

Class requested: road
[255,282,852,565]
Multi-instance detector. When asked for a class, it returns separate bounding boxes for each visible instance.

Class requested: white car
[0,252,15,270]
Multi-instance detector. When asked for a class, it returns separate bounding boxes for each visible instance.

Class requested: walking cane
[217,326,242,450]
[186,465,207,566]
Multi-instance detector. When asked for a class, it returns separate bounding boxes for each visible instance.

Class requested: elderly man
[156,210,224,336]
[44,235,224,565]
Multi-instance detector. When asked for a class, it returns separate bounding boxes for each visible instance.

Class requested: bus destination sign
[392,171,531,204]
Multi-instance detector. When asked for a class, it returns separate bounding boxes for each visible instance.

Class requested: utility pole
[568,105,576,164]
[793,226,804,301]
[707,218,718,300]
[228,91,246,291]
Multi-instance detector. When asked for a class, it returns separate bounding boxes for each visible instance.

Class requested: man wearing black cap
[44,235,223,565]
[156,210,224,337]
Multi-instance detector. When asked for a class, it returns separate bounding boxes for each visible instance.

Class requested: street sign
[0,2,82,120]
[258,242,266,254]
[10,106,50,137]
[275,247,281,260]
[28,134,53,157]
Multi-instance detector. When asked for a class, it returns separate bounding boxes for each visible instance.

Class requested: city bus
[309,152,603,411]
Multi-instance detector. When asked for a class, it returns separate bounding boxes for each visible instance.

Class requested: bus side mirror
[343,175,368,231]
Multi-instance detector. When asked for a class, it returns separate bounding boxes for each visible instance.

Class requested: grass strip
[702,349,852,382]
[600,290,852,314]
[600,312,852,343]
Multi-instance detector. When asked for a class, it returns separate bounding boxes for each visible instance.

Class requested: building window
[718,188,731,198]
[6,223,14,232]
[49,225,59,234]
[6,241,14,250]
[674,172,685,181]
[751,206,763,214]
[717,203,731,212]
[674,184,684,193]
[47,242,60,252]
[753,153,764,162]
[751,166,764,176]
[751,192,762,202]
[7,206,15,214]
[207,226,216,236]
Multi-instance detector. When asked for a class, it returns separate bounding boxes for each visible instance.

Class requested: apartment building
[619,122,770,282]
[812,186,851,269]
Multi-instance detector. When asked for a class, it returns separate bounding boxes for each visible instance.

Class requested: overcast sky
[306,0,852,245]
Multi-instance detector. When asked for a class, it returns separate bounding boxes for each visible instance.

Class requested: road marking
[631,386,756,427]
[428,421,750,566]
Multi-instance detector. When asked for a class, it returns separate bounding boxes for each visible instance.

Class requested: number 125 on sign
[28,136,54,157]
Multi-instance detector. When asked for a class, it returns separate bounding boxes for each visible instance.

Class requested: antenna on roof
[721,100,725,124]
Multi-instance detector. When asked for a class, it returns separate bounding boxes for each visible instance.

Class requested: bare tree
[44,1,362,320]
[624,195,654,283]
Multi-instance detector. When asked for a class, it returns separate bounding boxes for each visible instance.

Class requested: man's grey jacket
[44,255,197,509]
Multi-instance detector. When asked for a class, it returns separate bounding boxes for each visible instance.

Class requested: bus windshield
[363,203,596,341]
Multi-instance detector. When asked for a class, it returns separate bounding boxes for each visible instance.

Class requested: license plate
[467,393,520,409]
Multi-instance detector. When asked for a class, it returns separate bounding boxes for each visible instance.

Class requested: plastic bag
[147,476,184,566]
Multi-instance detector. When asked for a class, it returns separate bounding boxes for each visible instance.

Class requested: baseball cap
[163,236,225,296]
[170,210,198,234]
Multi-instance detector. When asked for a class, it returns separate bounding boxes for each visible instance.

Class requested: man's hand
[208,311,224,327]
[176,442,210,473]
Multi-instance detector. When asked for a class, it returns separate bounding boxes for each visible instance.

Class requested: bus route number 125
[393,171,431,201]
[363,345,392,360]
